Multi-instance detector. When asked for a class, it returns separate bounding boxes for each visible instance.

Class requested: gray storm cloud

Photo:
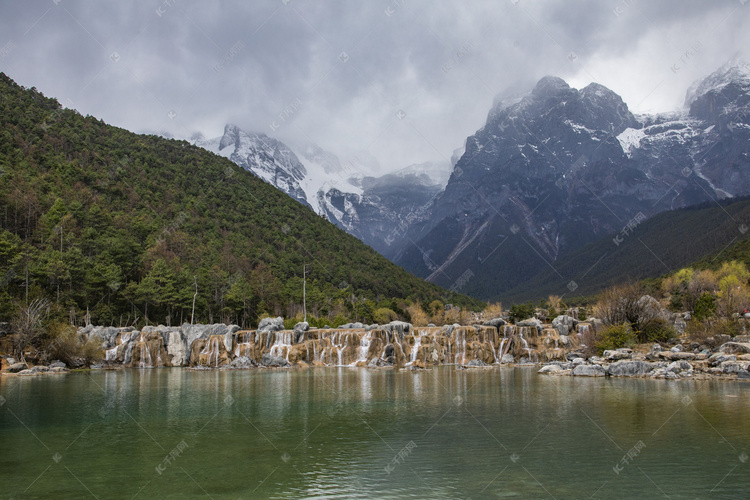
[1,1,747,171]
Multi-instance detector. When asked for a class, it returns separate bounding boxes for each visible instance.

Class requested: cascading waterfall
[337,334,348,366]
[199,336,221,367]
[138,333,152,368]
[407,332,422,366]
[269,331,293,361]
[354,331,372,364]
[454,329,466,365]
[91,322,573,369]
[498,338,507,362]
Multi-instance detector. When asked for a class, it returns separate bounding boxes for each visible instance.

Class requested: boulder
[86,326,121,349]
[5,362,27,373]
[637,295,670,323]
[500,354,514,364]
[538,364,563,374]
[465,359,488,367]
[708,353,736,367]
[670,345,684,353]
[659,351,695,361]
[572,364,606,377]
[666,360,692,374]
[738,370,750,380]
[49,360,66,369]
[261,354,290,367]
[16,369,35,375]
[517,318,543,336]
[339,322,365,329]
[651,344,663,353]
[293,322,309,343]
[226,356,257,369]
[552,315,578,336]
[720,361,748,374]
[608,361,654,377]
[719,342,750,355]
[30,365,49,373]
[382,321,412,341]
[368,357,391,367]
[604,349,631,361]
[566,352,585,361]
[483,318,507,328]
[49,366,69,373]
[258,317,285,333]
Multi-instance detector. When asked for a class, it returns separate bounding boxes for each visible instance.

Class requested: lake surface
[1,366,748,499]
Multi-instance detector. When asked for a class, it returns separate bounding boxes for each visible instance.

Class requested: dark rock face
[317,168,446,259]
[396,61,750,300]
[261,354,290,367]
[608,360,654,377]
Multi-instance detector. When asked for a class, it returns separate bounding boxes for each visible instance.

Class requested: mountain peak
[685,56,750,109]
[531,76,572,98]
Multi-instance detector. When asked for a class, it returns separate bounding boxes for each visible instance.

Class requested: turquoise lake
[1,366,748,499]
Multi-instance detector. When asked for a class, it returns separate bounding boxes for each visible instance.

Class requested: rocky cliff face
[396,61,750,300]
[195,124,310,207]
[317,164,448,258]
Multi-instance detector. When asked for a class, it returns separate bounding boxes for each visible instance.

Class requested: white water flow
[407,332,422,366]
[138,333,152,368]
[199,336,221,367]
[454,329,466,365]
[498,338,508,361]
[353,331,372,365]
[234,332,251,357]
[336,334,349,366]
[269,332,294,361]
[519,330,530,349]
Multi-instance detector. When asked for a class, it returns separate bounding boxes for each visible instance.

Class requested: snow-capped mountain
[395,60,750,300]
[195,124,310,206]
[193,125,451,258]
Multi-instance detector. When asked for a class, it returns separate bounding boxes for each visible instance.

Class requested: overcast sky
[1,1,748,172]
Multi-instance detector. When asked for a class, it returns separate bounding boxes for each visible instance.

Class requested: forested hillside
[0,73,477,327]
[501,197,750,303]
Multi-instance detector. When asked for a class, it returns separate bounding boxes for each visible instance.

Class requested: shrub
[406,302,429,326]
[481,302,504,320]
[693,292,717,322]
[373,307,398,324]
[10,298,50,364]
[509,302,535,324]
[593,283,644,326]
[44,322,102,366]
[594,323,637,354]
[638,317,676,343]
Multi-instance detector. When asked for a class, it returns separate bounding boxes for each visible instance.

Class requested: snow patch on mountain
[616,127,646,157]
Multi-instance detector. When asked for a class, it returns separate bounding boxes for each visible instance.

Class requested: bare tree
[11,298,50,366]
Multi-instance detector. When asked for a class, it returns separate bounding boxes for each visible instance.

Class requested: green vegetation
[594,324,637,353]
[501,197,750,304]
[508,302,535,324]
[0,73,479,329]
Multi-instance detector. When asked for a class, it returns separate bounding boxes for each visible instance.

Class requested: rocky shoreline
[538,340,750,380]
[2,315,749,381]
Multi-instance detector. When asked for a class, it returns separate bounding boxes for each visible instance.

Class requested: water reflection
[1,367,748,498]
